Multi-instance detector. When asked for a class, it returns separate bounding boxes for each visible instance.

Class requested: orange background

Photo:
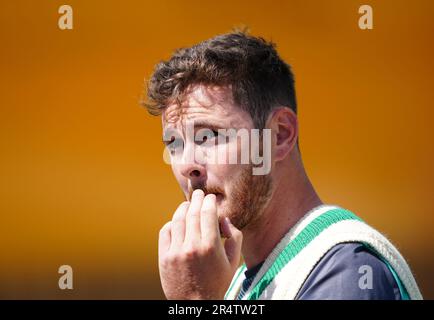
[0,0,433,299]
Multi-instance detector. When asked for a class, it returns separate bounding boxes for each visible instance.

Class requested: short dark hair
[143,31,297,129]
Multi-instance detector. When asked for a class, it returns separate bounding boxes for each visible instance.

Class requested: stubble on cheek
[223,165,273,231]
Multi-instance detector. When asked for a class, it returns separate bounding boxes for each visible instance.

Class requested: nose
[179,161,206,181]
[178,141,207,184]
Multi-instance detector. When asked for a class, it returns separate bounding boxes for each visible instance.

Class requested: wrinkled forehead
[162,85,248,128]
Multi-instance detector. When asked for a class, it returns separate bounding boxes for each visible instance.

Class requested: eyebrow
[163,120,224,134]
[188,120,224,130]
[161,120,228,145]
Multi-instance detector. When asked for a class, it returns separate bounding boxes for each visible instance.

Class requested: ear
[266,107,298,162]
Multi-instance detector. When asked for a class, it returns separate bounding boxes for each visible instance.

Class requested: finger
[184,189,204,244]
[158,221,172,258]
[170,201,189,251]
[222,217,243,269]
[200,194,219,245]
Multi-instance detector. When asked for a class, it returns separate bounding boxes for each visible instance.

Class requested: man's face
[162,84,273,230]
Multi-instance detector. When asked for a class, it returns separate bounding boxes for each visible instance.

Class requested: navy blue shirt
[236,242,402,300]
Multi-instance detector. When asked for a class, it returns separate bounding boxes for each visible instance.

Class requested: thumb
[221,217,243,269]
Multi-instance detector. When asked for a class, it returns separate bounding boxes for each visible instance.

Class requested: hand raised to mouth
[158,189,243,300]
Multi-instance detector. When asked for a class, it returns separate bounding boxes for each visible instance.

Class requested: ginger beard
[188,164,273,231]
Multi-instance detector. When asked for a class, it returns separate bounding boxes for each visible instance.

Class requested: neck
[241,154,323,269]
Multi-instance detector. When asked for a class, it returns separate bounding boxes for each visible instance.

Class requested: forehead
[162,84,253,130]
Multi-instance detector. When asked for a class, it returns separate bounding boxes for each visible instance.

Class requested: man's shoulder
[295,242,402,300]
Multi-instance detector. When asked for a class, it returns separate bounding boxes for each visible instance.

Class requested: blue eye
[211,130,219,138]
[205,130,220,140]
[196,129,226,145]
[212,130,228,143]
[166,137,184,153]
